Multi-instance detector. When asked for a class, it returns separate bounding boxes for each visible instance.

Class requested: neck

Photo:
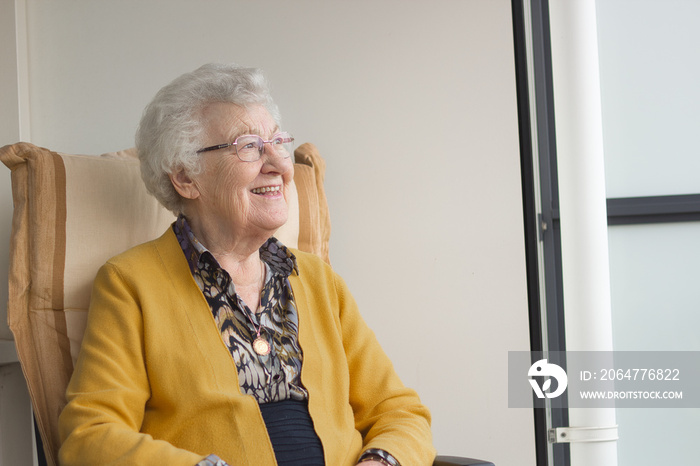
[226,255,266,312]
[182,213,269,289]
[185,210,269,259]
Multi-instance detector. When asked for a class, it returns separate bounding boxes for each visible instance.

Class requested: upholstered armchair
[0,142,493,466]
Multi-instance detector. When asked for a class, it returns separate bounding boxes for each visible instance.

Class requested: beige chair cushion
[0,141,330,465]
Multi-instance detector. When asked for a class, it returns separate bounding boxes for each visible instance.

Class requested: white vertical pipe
[548,1,617,465]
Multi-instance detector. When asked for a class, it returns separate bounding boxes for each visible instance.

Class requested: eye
[272,133,293,145]
[235,135,261,151]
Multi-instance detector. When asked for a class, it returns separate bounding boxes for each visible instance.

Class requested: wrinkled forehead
[199,102,279,142]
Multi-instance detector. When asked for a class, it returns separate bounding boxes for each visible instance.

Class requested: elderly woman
[58,63,435,466]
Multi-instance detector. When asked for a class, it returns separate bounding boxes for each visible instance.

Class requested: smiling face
[174,102,294,244]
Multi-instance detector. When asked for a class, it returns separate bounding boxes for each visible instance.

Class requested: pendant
[252,336,271,356]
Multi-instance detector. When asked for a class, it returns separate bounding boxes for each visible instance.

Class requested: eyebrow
[228,126,282,142]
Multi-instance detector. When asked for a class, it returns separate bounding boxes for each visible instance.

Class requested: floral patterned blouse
[173,215,307,404]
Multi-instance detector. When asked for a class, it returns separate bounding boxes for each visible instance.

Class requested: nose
[260,144,293,173]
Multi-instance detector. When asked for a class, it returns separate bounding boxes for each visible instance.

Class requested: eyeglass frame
[195,131,294,162]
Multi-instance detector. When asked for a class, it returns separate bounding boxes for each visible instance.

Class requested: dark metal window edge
[607,194,700,226]
[513,1,569,465]
[511,1,549,462]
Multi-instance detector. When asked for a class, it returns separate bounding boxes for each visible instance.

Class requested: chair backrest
[0,141,330,466]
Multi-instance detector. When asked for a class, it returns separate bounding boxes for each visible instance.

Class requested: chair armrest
[433,455,495,466]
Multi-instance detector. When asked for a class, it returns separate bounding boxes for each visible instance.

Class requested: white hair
[135,63,281,214]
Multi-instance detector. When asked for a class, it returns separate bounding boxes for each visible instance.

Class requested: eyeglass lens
[236,133,293,161]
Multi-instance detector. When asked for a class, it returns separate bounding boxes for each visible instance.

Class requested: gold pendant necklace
[245,260,270,356]
[252,337,271,356]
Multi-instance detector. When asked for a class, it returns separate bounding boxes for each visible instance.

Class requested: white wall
[1,1,535,464]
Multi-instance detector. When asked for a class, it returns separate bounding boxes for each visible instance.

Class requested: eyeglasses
[196,131,294,162]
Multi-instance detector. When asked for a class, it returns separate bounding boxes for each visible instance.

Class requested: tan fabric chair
[1,142,491,466]
[0,141,330,465]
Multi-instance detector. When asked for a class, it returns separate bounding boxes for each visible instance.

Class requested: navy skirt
[258,399,325,465]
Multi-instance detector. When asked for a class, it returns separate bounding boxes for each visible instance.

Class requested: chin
[258,213,289,235]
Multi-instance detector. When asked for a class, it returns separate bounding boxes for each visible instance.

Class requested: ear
[169,169,200,200]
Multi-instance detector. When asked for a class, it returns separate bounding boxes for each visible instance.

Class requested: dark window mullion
[607,194,700,225]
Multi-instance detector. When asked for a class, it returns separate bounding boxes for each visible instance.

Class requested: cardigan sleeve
[333,272,436,466]
[58,262,204,466]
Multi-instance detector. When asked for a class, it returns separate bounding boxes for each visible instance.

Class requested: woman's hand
[356,462,386,466]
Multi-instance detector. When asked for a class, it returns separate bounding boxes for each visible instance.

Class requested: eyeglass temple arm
[196,143,233,154]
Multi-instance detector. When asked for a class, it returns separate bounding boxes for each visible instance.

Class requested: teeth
[252,186,281,194]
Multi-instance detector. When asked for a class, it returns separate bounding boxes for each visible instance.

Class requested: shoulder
[91,226,194,308]
[289,249,342,287]
[97,227,184,286]
[105,227,179,268]
[290,248,332,273]
[289,249,357,305]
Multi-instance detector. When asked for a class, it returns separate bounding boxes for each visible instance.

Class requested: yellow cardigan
[58,228,435,465]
